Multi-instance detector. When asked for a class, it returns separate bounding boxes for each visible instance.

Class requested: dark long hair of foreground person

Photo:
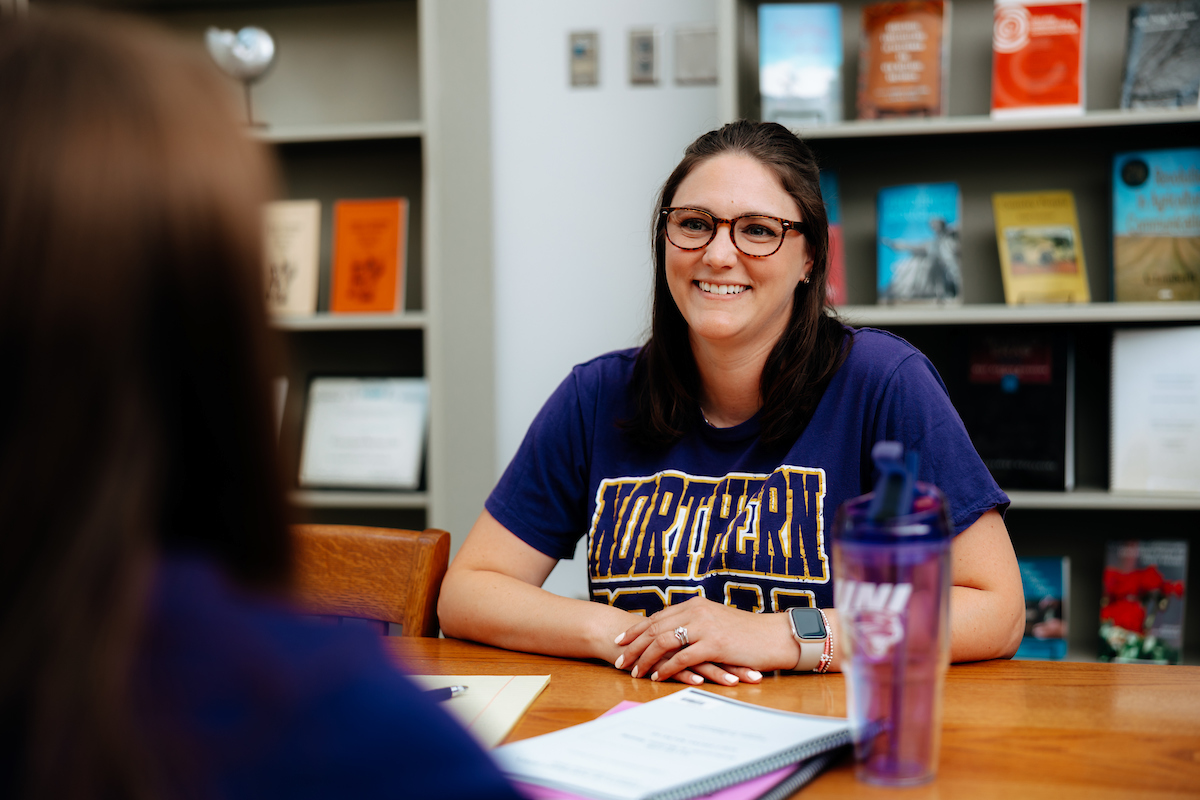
[0,12,290,799]
[626,120,850,448]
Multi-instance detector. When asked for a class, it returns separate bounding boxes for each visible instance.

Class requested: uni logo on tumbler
[837,580,913,660]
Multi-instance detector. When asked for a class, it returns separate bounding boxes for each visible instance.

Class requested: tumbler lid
[835,483,953,544]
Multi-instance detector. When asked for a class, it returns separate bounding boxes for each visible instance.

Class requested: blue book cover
[759,3,843,126]
[1112,147,1200,301]
[876,182,962,304]
[1015,556,1069,660]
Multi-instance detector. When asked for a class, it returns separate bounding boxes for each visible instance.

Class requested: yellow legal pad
[411,674,551,749]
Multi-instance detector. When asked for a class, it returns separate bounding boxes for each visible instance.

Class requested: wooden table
[388,638,1200,799]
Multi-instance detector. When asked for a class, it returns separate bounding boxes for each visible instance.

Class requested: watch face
[790,607,826,639]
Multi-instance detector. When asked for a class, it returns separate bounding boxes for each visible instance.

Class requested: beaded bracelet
[815,608,833,674]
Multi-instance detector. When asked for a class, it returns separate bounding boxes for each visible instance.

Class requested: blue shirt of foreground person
[131,555,522,800]
[0,12,520,800]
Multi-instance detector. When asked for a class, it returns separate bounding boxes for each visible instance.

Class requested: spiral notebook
[494,687,851,800]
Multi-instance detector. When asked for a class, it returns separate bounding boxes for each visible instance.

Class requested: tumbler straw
[867,442,920,775]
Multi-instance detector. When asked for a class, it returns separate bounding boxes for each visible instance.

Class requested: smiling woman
[438,120,1025,688]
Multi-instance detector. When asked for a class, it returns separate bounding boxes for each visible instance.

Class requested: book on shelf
[992,190,1090,304]
[493,687,850,800]
[953,328,1075,490]
[1099,540,1188,664]
[1120,1,1200,109]
[758,3,843,127]
[263,199,321,316]
[330,197,408,314]
[1112,147,1200,302]
[1015,556,1070,660]
[856,1,951,119]
[820,170,847,305]
[876,182,962,304]
[1110,326,1200,494]
[991,0,1088,119]
[298,376,429,490]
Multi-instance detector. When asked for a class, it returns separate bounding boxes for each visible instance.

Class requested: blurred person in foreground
[0,12,521,800]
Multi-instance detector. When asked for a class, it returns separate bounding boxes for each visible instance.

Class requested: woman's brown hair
[0,11,290,798]
[627,120,850,447]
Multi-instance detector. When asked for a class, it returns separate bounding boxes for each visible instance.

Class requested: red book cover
[1099,540,1187,664]
[991,0,1087,118]
[827,223,846,305]
[819,171,846,305]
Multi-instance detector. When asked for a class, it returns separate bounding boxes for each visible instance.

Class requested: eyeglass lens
[664,209,788,256]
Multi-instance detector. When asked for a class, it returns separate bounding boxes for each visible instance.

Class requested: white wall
[490,0,719,598]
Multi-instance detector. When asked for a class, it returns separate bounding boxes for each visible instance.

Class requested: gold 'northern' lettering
[588,465,829,588]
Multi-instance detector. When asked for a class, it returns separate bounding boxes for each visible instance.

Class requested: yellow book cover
[993,191,1090,304]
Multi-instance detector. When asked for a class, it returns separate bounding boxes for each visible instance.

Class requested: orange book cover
[330,198,408,313]
[992,0,1087,118]
[857,1,950,119]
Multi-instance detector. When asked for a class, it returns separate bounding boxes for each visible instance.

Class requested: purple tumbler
[832,443,952,787]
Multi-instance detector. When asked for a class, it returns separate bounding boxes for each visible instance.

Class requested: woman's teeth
[697,281,746,295]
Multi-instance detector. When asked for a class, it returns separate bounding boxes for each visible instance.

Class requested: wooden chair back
[290,524,450,637]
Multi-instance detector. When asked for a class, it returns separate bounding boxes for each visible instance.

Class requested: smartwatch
[787,606,828,672]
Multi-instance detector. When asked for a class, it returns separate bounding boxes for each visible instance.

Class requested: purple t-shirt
[486,327,1008,616]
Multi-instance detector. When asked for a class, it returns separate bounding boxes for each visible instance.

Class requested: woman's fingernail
[614,632,625,645]
[724,673,738,684]
[614,655,624,670]
[747,670,762,681]
[691,674,703,684]
[631,666,639,679]
[650,671,659,682]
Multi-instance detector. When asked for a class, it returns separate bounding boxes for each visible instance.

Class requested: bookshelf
[73,0,498,543]
[719,0,1200,662]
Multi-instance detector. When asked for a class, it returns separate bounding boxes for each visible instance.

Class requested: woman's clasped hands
[610,596,799,686]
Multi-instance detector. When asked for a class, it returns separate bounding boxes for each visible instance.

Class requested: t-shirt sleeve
[870,350,1010,535]
[485,369,593,560]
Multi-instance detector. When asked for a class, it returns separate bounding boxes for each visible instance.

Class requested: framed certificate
[298,377,429,490]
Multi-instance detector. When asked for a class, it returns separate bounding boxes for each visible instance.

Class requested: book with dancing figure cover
[263,199,321,316]
[953,328,1074,491]
[1120,1,1200,109]
[876,182,962,304]
[991,0,1088,118]
[330,197,408,313]
[1099,540,1187,665]
[1016,556,1070,660]
[993,190,1090,304]
[820,170,846,305]
[759,3,844,127]
[1112,147,1200,302]
[857,1,951,119]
